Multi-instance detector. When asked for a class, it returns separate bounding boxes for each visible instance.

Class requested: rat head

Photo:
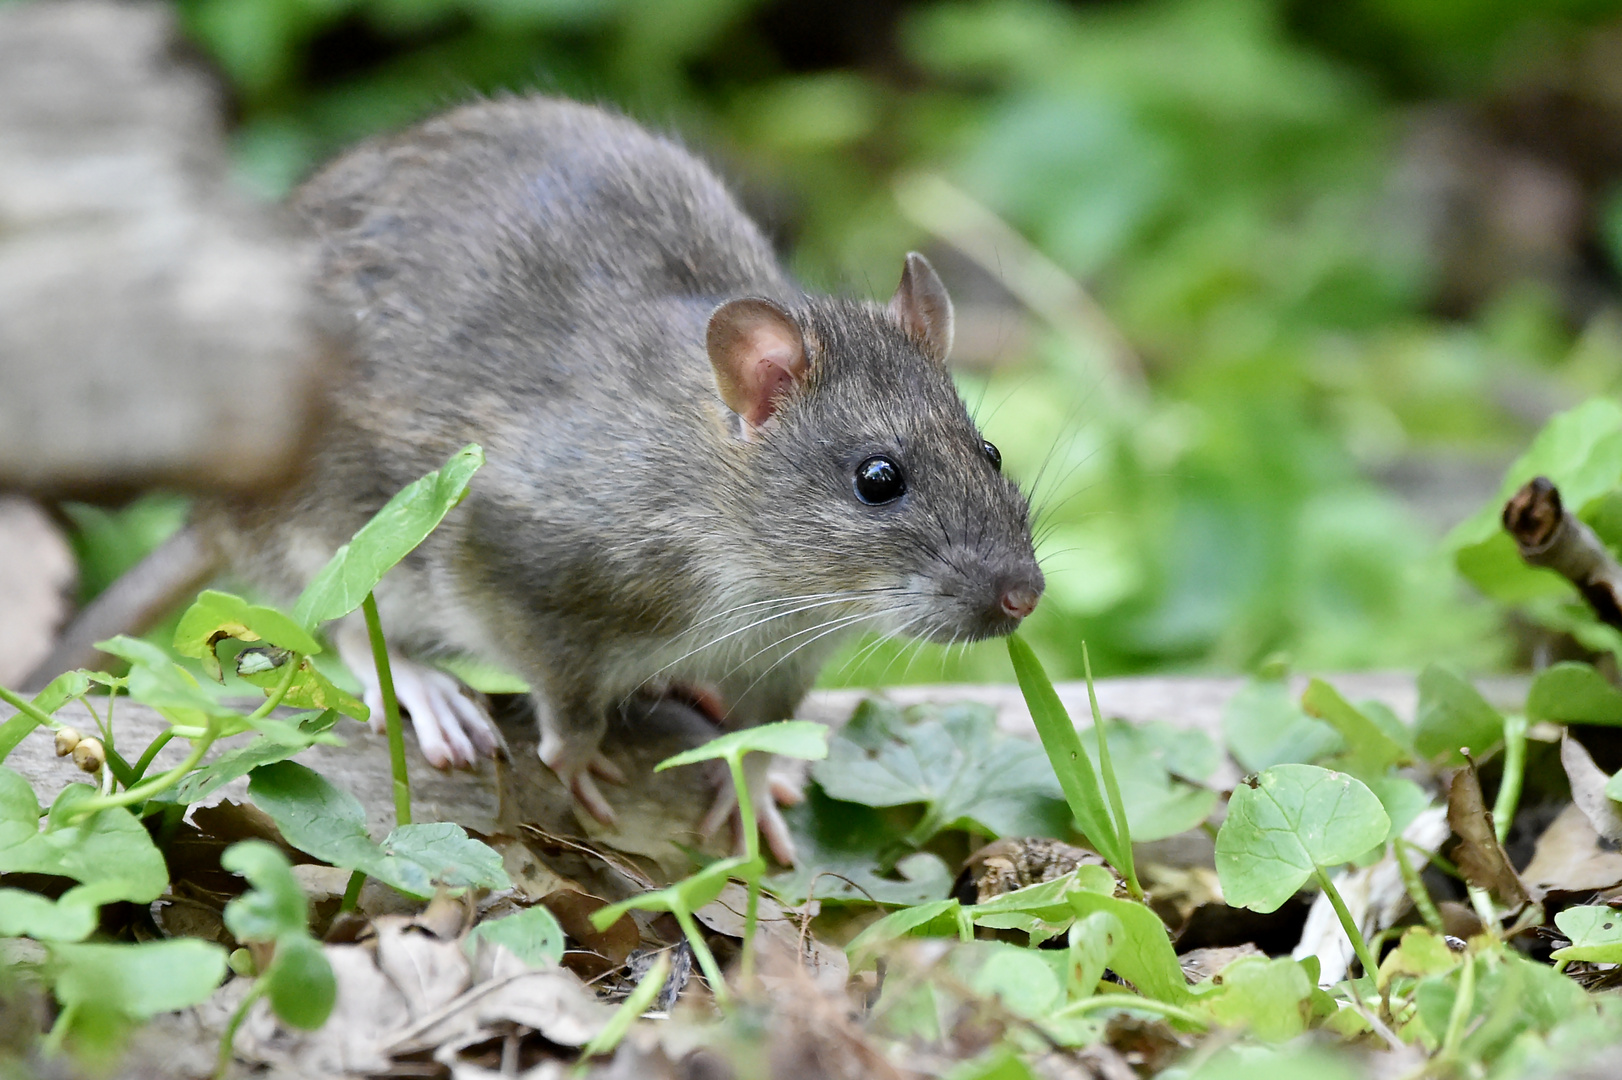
[706,254,1044,644]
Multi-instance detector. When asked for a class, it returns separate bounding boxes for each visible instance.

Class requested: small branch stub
[1503,476,1622,632]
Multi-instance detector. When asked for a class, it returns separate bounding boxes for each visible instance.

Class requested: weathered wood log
[0,0,336,496]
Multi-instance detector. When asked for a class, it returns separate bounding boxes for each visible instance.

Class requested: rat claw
[769,773,804,807]
[698,756,800,865]
[590,754,627,784]
[570,771,618,827]
[337,629,501,769]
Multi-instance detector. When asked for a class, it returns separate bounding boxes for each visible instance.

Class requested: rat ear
[888,252,954,363]
[706,297,807,428]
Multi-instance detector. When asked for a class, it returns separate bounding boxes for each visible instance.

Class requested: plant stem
[727,754,762,984]
[1083,642,1141,900]
[216,978,268,1080]
[130,728,175,784]
[41,1001,78,1057]
[1314,867,1381,990]
[1052,993,1209,1029]
[340,870,366,913]
[672,907,731,1009]
[573,952,670,1074]
[67,659,298,818]
[1492,713,1527,845]
[0,684,62,761]
[1439,949,1476,1062]
[362,593,411,827]
[1394,840,1446,936]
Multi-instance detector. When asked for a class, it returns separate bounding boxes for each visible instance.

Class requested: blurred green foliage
[143,0,1622,681]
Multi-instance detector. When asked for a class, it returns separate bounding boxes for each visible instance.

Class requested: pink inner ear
[708,298,807,427]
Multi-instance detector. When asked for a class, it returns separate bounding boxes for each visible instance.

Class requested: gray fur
[208,95,1042,774]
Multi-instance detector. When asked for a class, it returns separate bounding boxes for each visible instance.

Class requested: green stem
[1492,714,1527,846]
[1052,993,1209,1029]
[362,593,411,827]
[340,870,366,913]
[1315,867,1380,992]
[41,1000,78,1057]
[216,978,268,1080]
[101,745,138,791]
[1394,840,1446,936]
[68,659,299,818]
[672,906,731,1009]
[131,728,175,784]
[1083,642,1141,900]
[0,684,62,761]
[1439,949,1476,1062]
[727,754,761,984]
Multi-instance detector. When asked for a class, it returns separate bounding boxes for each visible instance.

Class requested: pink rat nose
[999,585,1040,620]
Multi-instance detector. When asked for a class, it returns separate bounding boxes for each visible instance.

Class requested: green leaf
[1301,678,1411,778]
[293,444,484,628]
[174,590,323,681]
[222,840,308,942]
[466,905,567,968]
[657,720,830,770]
[1606,768,1622,802]
[383,822,511,890]
[1449,398,1622,601]
[1065,911,1121,997]
[154,711,340,806]
[1214,764,1389,913]
[1223,676,1341,773]
[1196,955,1312,1041]
[96,636,239,720]
[49,938,228,1019]
[1413,664,1504,765]
[1367,776,1431,844]
[32,670,93,715]
[0,883,122,942]
[1526,662,1622,726]
[1551,904,1622,963]
[265,934,337,1030]
[591,855,761,930]
[1007,636,1125,865]
[1098,719,1218,841]
[0,768,168,903]
[953,941,1064,1020]
[846,898,970,969]
[812,698,1069,843]
[1377,927,1460,989]
[237,651,368,721]
[248,761,509,898]
[766,787,954,904]
[1064,882,1189,1004]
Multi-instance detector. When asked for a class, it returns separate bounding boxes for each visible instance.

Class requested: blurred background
[20,0,1622,686]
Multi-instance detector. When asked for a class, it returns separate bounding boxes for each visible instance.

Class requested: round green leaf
[656,720,829,771]
[1215,764,1389,913]
[266,934,337,1030]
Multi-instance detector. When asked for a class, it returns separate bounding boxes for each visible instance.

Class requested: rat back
[217,97,798,646]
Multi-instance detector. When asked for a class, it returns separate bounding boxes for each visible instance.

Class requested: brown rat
[202,95,1044,862]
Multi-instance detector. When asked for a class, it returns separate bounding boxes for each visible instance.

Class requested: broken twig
[1502,476,1622,632]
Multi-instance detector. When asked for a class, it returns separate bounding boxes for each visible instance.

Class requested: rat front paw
[339,633,503,769]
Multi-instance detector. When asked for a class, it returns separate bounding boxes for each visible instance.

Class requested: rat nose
[999,583,1041,620]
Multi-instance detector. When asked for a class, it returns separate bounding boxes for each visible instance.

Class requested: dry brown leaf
[1447,763,1533,907]
[1521,803,1622,894]
[1560,733,1622,845]
[695,883,848,996]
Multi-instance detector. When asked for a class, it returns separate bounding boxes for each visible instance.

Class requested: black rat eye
[982,440,1002,472]
[854,456,906,505]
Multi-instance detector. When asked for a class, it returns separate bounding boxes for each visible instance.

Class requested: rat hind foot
[538,731,626,826]
[698,754,799,866]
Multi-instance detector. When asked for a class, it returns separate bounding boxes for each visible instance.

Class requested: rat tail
[23,524,220,691]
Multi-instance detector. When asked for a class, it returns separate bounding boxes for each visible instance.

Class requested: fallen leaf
[1446,762,1532,907]
[1560,733,1622,844]
[1520,804,1622,894]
